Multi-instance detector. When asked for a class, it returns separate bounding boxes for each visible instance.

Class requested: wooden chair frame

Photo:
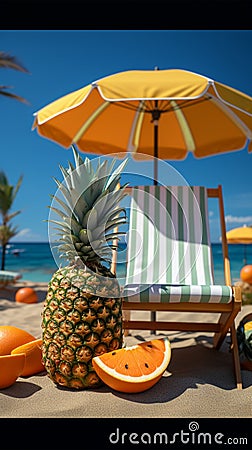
[113,185,242,389]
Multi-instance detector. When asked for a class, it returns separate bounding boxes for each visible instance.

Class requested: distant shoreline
[9,241,252,246]
[2,242,251,285]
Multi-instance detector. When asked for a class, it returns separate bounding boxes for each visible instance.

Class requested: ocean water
[2,242,252,286]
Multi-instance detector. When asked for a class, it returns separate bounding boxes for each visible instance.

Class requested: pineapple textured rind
[42,265,123,389]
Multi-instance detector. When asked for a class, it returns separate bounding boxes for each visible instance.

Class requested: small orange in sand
[0,353,25,389]
[15,287,38,304]
[240,265,252,285]
[0,325,36,356]
[11,338,44,376]
[93,337,171,393]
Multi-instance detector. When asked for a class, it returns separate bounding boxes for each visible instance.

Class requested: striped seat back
[125,185,214,286]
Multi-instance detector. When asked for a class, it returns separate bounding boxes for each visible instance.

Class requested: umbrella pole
[151,101,160,332]
[244,244,247,265]
[153,99,159,186]
[154,120,158,186]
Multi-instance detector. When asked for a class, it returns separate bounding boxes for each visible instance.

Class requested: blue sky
[1,30,252,243]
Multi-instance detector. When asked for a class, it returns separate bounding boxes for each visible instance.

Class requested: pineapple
[41,146,128,389]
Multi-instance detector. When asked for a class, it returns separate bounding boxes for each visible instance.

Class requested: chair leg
[230,323,243,390]
[123,309,131,336]
[151,311,156,335]
[213,312,230,349]
[213,307,240,350]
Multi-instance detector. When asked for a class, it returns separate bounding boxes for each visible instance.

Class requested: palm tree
[0,51,29,103]
[0,171,23,270]
[0,51,27,269]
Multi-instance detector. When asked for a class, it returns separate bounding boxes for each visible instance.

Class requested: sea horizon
[2,241,252,286]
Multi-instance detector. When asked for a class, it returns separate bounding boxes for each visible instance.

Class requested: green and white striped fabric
[0,270,21,283]
[123,186,232,303]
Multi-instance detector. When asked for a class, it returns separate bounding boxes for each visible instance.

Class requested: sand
[1,281,252,420]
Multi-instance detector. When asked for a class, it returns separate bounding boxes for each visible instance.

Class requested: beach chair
[120,185,242,389]
[0,270,22,288]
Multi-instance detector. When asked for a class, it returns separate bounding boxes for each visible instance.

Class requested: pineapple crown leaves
[48,145,129,264]
[52,146,128,223]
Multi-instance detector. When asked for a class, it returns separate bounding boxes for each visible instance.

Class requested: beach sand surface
[1,281,252,419]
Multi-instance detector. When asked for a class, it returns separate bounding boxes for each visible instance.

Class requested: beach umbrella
[32,68,252,184]
[32,67,252,333]
[226,225,252,265]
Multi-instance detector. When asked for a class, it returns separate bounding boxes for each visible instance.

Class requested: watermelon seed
[145,363,149,368]
[112,352,116,355]
[125,364,129,369]
[147,344,152,348]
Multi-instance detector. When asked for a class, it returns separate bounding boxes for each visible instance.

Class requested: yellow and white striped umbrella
[226,225,252,245]
[226,225,252,265]
[33,68,252,165]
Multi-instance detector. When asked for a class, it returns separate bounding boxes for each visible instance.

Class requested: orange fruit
[11,338,44,376]
[15,287,38,304]
[0,353,25,389]
[0,325,36,356]
[240,265,252,284]
[92,337,171,393]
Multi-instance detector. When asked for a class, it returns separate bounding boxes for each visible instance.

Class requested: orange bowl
[0,325,36,356]
[11,338,44,376]
[0,353,25,389]
[15,287,38,304]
